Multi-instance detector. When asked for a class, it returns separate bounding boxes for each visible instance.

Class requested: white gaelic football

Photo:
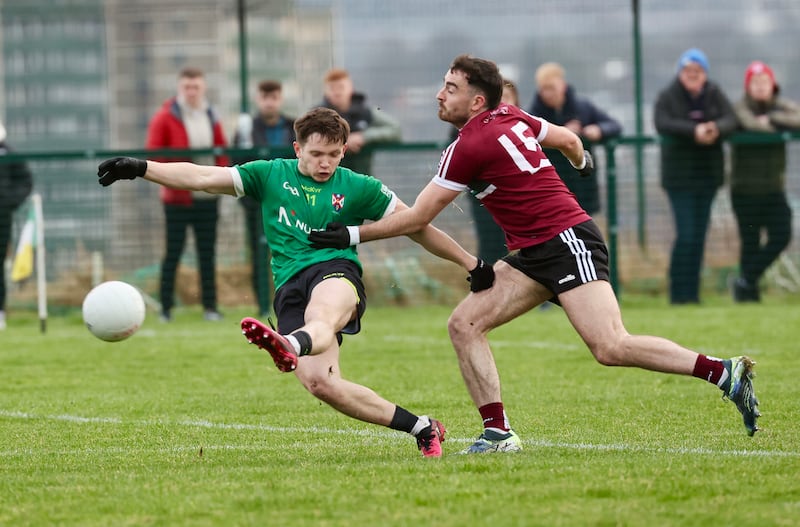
[82,281,146,342]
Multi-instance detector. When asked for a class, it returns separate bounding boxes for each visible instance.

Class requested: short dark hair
[450,54,503,110]
[178,66,205,79]
[258,80,282,94]
[294,107,350,145]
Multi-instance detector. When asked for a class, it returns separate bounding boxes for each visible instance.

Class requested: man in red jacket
[146,67,229,322]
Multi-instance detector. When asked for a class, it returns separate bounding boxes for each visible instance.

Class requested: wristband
[570,155,586,170]
[346,225,360,245]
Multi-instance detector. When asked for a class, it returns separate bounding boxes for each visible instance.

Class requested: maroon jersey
[434,104,591,250]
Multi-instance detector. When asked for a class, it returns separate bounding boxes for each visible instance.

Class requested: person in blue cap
[654,48,737,305]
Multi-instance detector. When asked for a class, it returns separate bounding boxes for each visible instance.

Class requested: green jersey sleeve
[235,159,274,202]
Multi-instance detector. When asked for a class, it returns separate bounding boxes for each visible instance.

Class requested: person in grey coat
[654,48,737,305]
[730,61,800,302]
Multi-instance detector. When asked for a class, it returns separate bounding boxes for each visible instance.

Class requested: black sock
[291,330,312,356]
[389,406,419,434]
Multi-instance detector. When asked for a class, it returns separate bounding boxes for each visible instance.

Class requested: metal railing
[4,131,800,301]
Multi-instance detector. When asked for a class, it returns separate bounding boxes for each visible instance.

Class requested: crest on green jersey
[332,193,345,212]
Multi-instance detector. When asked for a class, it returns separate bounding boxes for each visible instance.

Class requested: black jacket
[321,93,375,175]
[0,142,33,213]
[233,113,296,212]
[654,78,737,191]
[529,85,621,214]
[252,114,295,150]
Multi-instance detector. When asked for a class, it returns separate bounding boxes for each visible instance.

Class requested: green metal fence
[3,133,800,312]
[4,0,800,311]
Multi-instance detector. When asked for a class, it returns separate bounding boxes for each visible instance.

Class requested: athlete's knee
[587,336,629,367]
[447,308,485,344]
[302,374,339,402]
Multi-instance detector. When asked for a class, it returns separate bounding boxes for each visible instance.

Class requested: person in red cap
[730,61,800,302]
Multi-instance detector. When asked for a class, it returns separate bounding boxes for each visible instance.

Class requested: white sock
[409,415,431,436]
[284,335,301,355]
[717,368,730,389]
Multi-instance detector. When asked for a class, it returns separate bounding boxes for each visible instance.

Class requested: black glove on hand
[466,258,495,292]
[97,157,147,187]
[574,150,594,178]
[308,222,350,249]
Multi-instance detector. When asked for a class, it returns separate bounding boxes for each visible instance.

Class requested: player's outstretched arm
[308,181,455,248]
[97,157,236,196]
[397,200,475,269]
[361,181,456,241]
[307,182,494,291]
[403,215,494,292]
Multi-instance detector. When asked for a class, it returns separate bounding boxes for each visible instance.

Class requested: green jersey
[231,159,396,289]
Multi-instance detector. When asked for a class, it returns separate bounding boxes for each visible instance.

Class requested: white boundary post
[32,193,47,334]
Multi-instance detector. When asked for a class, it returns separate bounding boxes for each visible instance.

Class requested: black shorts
[503,220,609,301]
[273,259,367,339]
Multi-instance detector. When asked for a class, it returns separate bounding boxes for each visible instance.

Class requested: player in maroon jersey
[309,55,760,449]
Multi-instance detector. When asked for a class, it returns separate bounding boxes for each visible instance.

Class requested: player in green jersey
[97,106,494,457]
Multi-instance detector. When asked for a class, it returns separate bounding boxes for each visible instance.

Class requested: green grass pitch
[1,296,799,526]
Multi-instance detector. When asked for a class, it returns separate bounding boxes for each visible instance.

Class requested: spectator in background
[501,79,520,108]
[0,121,33,330]
[233,80,296,316]
[320,68,401,175]
[146,66,229,322]
[528,62,622,216]
[654,48,737,305]
[730,61,800,302]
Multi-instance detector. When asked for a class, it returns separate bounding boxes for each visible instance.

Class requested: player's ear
[293,141,301,158]
[472,92,487,112]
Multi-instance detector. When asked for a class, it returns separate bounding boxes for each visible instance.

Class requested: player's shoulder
[333,165,380,184]
[334,166,391,199]
[237,158,298,184]
[240,157,295,171]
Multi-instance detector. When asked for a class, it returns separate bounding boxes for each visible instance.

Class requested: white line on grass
[381,334,581,351]
[1,409,796,459]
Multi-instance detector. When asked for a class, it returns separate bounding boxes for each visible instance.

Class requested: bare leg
[288,277,398,426]
[558,280,697,373]
[294,342,397,426]
[447,261,552,408]
[297,278,359,355]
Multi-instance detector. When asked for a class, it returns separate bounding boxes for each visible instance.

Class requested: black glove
[308,222,351,249]
[574,150,594,178]
[97,157,147,187]
[467,258,495,292]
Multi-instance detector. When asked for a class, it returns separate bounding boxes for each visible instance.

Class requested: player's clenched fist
[467,258,495,292]
[308,222,353,249]
[97,157,147,186]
